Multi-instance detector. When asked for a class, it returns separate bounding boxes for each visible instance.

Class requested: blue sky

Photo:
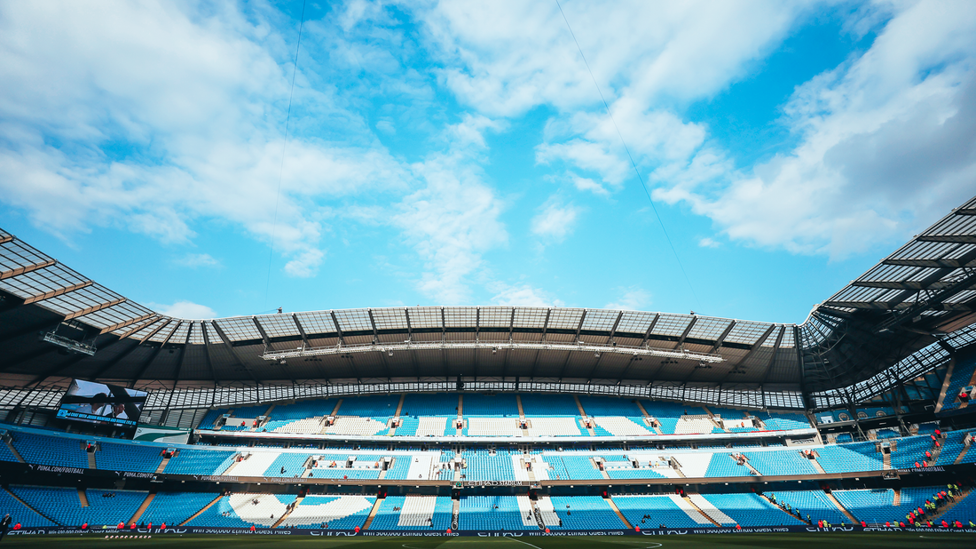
[1,0,975,324]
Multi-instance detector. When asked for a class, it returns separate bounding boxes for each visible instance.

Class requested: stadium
[2,2,976,548]
[0,195,974,548]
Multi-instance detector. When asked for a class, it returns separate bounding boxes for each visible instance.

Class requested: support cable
[265,0,308,306]
[555,0,700,308]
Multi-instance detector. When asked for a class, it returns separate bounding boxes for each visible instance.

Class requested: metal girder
[758,326,786,385]
[0,346,59,372]
[133,321,180,382]
[292,314,311,349]
[530,309,553,379]
[730,324,777,371]
[558,311,589,380]
[957,208,976,216]
[917,234,976,244]
[92,320,172,383]
[404,309,418,378]
[98,312,155,335]
[708,320,736,354]
[640,314,661,345]
[884,258,975,268]
[252,316,271,349]
[200,321,217,383]
[607,311,623,343]
[0,259,56,281]
[21,280,94,305]
[821,300,975,312]
[0,319,59,345]
[171,321,193,388]
[211,320,258,382]
[852,280,953,290]
[674,316,697,349]
[0,235,12,245]
[114,315,160,340]
[330,311,344,345]
[63,297,126,321]
[368,309,379,342]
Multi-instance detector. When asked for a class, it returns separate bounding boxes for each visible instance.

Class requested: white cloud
[654,0,976,258]
[530,197,581,242]
[489,283,564,308]
[150,300,217,319]
[174,253,220,268]
[698,237,720,249]
[604,287,651,311]
[392,152,507,304]
[0,1,407,277]
[569,174,610,196]
[284,249,325,278]
[418,0,809,117]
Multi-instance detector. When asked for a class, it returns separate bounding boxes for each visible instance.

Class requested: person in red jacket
[250,525,255,532]
[117,522,124,530]
[160,522,166,530]
[81,522,88,530]
[861,521,866,527]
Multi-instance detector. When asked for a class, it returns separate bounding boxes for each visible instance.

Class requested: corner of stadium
[0,196,975,548]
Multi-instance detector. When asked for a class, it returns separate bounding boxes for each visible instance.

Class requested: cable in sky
[554,0,701,309]
[265,0,308,307]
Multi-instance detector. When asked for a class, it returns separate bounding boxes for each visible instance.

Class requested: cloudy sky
[1,0,974,323]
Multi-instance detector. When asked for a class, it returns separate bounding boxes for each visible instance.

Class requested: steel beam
[63,297,126,321]
[0,259,56,281]
[21,280,94,305]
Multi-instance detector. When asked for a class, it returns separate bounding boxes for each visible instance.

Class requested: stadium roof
[1,195,975,402]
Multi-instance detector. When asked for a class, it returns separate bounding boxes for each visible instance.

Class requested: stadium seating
[701,493,805,526]
[744,450,819,476]
[816,441,883,473]
[11,431,88,469]
[369,495,453,530]
[165,448,236,475]
[773,490,848,525]
[401,393,458,417]
[188,493,297,528]
[139,492,220,526]
[546,496,622,530]
[461,394,519,417]
[96,441,164,473]
[520,393,580,416]
[612,494,710,528]
[939,356,976,412]
[458,496,535,531]
[0,487,57,527]
[10,486,146,527]
[280,495,373,529]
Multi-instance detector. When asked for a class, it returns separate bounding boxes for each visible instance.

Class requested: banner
[8,526,976,537]
[133,424,190,445]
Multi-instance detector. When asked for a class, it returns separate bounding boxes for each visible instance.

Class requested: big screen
[56,379,147,428]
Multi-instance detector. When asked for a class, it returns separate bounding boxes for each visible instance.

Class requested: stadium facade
[0,197,973,536]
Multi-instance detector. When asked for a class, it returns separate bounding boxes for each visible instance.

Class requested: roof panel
[547,308,584,330]
[580,309,618,332]
[187,322,205,344]
[294,311,335,335]
[407,307,441,329]
[148,320,179,343]
[372,308,408,330]
[686,317,732,341]
[478,307,512,328]
[725,321,771,345]
[256,314,302,338]
[215,317,262,341]
[444,307,478,327]
[513,307,548,329]
[615,311,656,335]
[652,313,693,337]
[333,309,372,332]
